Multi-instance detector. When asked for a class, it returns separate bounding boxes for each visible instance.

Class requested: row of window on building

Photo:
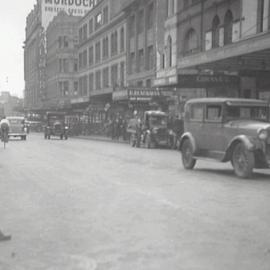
[79,5,109,44]
[58,61,125,97]
[78,27,125,70]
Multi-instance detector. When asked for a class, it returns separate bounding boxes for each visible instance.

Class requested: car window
[227,106,268,121]
[206,105,222,121]
[190,104,204,121]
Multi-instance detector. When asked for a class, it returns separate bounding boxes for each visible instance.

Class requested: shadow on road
[196,167,270,182]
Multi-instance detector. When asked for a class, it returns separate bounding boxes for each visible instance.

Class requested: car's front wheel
[232,143,255,178]
[181,139,196,169]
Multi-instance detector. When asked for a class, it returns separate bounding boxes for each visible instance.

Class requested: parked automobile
[7,116,27,140]
[44,112,68,140]
[128,110,171,148]
[180,98,270,178]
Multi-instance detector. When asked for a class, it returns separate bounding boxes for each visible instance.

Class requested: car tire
[60,135,63,140]
[232,143,255,178]
[181,139,196,170]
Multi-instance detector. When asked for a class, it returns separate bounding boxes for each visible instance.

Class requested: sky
[0,0,36,98]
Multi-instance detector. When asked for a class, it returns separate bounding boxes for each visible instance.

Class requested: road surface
[0,133,270,270]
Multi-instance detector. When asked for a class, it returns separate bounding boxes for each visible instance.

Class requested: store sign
[41,0,97,30]
[178,75,239,88]
[113,88,173,102]
[71,97,90,104]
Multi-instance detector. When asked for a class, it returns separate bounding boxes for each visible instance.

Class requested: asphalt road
[0,133,270,270]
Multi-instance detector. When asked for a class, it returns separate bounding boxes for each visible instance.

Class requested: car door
[200,103,226,158]
[186,103,205,150]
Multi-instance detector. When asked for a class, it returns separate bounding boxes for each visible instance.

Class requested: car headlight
[65,126,69,130]
[258,129,268,140]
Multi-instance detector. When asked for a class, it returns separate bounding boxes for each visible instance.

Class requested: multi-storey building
[155,0,270,103]
[124,0,156,87]
[24,0,46,111]
[45,12,80,110]
[76,0,127,117]
[24,0,99,113]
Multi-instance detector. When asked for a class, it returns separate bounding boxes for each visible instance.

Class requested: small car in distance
[180,98,270,178]
[44,112,68,140]
[7,116,27,140]
[128,110,172,148]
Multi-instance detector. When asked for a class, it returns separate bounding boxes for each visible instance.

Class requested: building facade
[75,0,127,118]
[24,0,100,112]
[24,0,46,111]
[45,12,81,110]
[155,0,270,103]
[124,0,157,87]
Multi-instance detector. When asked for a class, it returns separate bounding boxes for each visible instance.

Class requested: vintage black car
[44,112,68,140]
[128,111,171,148]
[180,98,270,178]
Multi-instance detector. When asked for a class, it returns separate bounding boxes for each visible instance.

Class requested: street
[0,133,270,270]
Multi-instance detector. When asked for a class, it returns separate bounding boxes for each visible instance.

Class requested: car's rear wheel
[181,139,196,170]
[232,143,255,178]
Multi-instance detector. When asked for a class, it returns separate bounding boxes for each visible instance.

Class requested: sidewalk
[71,134,128,144]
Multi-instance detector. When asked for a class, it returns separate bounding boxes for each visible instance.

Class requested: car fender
[179,132,197,153]
[223,135,256,162]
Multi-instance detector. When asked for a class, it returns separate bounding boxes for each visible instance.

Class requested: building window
[130,52,135,74]
[103,6,109,24]
[120,27,125,52]
[79,52,83,69]
[147,45,154,70]
[82,24,87,41]
[120,62,125,86]
[59,81,69,97]
[138,49,144,72]
[167,36,172,67]
[83,49,87,68]
[111,64,118,87]
[224,10,233,45]
[73,81,78,96]
[184,28,198,54]
[138,9,144,34]
[79,28,83,43]
[102,37,109,59]
[95,71,101,90]
[166,0,174,17]
[257,0,265,33]
[89,73,94,92]
[74,59,78,72]
[89,46,94,66]
[111,31,118,56]
[147,3,154,29]
[212,15,220,48]
[59,58,69,73]
[89,18,93,35]
[95,42,101,63]
[146,79,152,87]
[103,67,109,88]
[129,15,135,37]
[95,12,102,30]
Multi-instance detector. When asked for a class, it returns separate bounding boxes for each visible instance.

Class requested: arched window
[167,36,172,67]
[224,10,233,45]
[212,16,220,48]
[184,28,198,54]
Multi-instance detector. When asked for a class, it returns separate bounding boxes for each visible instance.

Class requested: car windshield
[226,105,269,121]
[48,115,64,125]
[149,115,167,126]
